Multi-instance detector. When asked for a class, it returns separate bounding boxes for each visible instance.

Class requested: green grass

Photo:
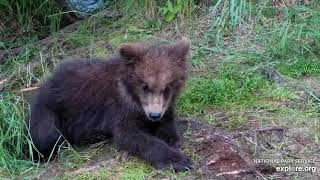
[125,0,160,19]
[124,0,198,21]
[0,0,61,47]
[237,3,320,74]
[0,44,50,92]
[116,160,153,180]
[177,1,320,132]
[177,62,299,130]
[107,158,191,180]
[178,65,270,116]
[276,58,320,77]
[206,0,248,45]
[0,94,35,176]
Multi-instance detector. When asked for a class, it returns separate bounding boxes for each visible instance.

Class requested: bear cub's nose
[149,112,162,120]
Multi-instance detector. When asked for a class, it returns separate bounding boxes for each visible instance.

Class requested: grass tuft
[178,65,268,116]
[0,0,61,45]
[0,93,35,176]
[206,0,248,45]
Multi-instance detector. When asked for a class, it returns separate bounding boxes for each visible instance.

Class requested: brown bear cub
[28,38,192,171]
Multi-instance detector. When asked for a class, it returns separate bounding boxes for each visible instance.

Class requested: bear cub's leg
[114,123,192,172]
[28,104,64,160]
[156,120,181,149]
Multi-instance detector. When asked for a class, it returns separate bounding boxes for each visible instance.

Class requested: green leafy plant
[161,0,183,22]
[207,0,247,45]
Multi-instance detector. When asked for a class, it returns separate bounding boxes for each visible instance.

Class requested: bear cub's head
[119,38,190,122]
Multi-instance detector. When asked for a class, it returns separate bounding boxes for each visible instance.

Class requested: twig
[20,86,40,92]
[0,78,7,85]
[216,169,252,176]
[255,127,285,132]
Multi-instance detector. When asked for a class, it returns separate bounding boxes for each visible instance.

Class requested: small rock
[260,66,287,86]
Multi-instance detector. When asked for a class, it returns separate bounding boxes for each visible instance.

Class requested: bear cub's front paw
[155,152,193,172]
[171,155,193,172]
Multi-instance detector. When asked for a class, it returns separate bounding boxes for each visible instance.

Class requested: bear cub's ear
[119,43,144,64]
[169,38,191,60]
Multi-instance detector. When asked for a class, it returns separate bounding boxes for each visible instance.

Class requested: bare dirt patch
[178,118,257,179]
[301,76,320,98]
[178,118,319,179]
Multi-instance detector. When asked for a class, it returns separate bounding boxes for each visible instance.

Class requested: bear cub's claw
[155,153,193,172]
[171,156,193,172]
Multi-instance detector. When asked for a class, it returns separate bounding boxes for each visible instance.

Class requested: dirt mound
[178,118,319,179]
[196,137,255,179]
[178,119,257,179]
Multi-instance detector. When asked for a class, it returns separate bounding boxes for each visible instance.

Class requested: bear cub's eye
[164,86,170,93]
[163,86,171,97]
[142,83,149,93]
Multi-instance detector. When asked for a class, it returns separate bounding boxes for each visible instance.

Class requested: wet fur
[28,39,192,171]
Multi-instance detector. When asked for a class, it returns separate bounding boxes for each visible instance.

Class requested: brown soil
[178,118,256,179]
[178,118,319,179]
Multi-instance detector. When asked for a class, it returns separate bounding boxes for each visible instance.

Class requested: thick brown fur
[28,38,192,171]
